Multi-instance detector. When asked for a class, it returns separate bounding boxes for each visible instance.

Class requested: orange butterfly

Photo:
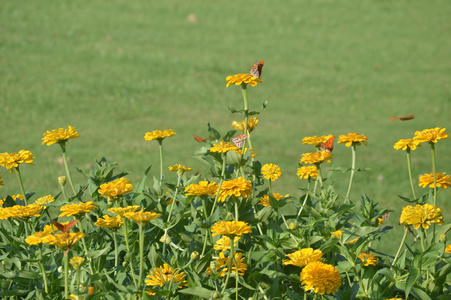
[250,61,264,78]
[193,134,214,143]
[319,136,335,153]
[389,114,414,121]
[232,134,248,148]
[51,220,79,232]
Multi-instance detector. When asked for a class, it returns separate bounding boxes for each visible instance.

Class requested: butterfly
[193,134,214,142]
[51,219,79,232]
[250,61,264,78]
[319,136,335,153]
[232,134,248,148]
[380,212,392,221]
[389,114,414,121]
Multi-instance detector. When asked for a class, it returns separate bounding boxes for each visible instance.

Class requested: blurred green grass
[1,1,451,251]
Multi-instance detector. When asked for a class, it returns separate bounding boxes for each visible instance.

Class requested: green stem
[138,224,145,287]
[123,220,138,287]
[77,221,94,274]
[15,166,28,205]
[221,239,236,296]
[64,253,69,299]
[344,144,357,203]
[209,154,227,217]
[113,231,119,274]
[60,143,77,195]
[405,150,417,199]
[296,179,311,221]
[158,140,164,186]
[430,143,437,206]
[234,201,239,221]
[167,175,181,222]
[241,85,249,150]
[38,245,49,293]
[392,227,408,267]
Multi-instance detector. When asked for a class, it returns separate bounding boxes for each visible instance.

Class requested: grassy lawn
[1,0,451,253]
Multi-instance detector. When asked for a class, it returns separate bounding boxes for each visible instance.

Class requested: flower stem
[296,179,310,221]
[15,166,28,205]
[38,245,49,293]
[405,150,417,199]
[77,221,94,274]
[234,201,239,221]
[158,140,164,186]
[210,154,227,217]
[123,220,138,287]
[221,240,236,296]
[113,231,119,274]
[60,143,77,195]
[64,253,69,299]
[392,226,408,267]
[138,224,145,287]
[241,85,249,149]
[430,143,437,206]
[344,144,357,203]
[167,175,181,222]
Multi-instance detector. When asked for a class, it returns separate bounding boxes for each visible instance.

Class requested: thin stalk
[158,140,164,185]
[234,201,239,221]
[344,144,357,203]
[77,221,94,274]
[241,84,249,150]
[113,231,119,274]
[123,220,138,287]
[60,143,77,195]
[64,253,69,299]
[38,245,49,293]
[167,175,181,222]
[15,166,28,205]
[430,143,437,206]
[391,227,408,267]
[209,154,227,217]
[138,224,145,287]
[405,150,417,199]
[296,179,311,221]
[221,240,236,296]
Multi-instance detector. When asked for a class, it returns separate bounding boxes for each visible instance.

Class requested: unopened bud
[289,223,297,230]
[190,251,199,261]
[440,234,447,243]
[58,176,66,186]
[159,234,172,244]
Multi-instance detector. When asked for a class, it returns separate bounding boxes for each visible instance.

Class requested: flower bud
[440,234,447,243]
[58,176,66,186]
[289,223,297,230]
[159,234,172,244]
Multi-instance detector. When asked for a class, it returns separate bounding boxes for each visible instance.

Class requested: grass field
[1,1,451,252]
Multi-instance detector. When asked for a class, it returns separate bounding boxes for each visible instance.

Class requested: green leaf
[178,287,216,298]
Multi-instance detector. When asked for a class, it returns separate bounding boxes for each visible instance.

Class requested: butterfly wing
[320,136,335,152]
[193,134,208,142]
[51,219,79,232]
[232,134,248,148]
[390,114,414,121]
[250,61,264,78]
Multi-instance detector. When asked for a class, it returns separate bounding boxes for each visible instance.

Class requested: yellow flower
[418,172,451,189]
[184,181,219,197]
[95,215,124,231]
[211,220,252,238]
[297,166,319,179]
[445,244,451,253]
[98,177,134,199]
[42,126,80,146]
[168,164,192,176]
[0,150,35,174]
[331,230,359,244]
[284,248,323,267]
[217,177,252,202]
[300,152,333,165]
[207,251,247,276]
[302,135,333,147]
[108,205,141,216]
[1,194,24,202]
[393,138,422,151]
[5,203,42,220]
[300,261,341,295]
[145,264,187,287]
[35,195,55,206]
[400,204,444,229]
[69,257,85,270]
[214,236,240,251]
[226,73,262,87]
[43,232,86,250]
[232,117,259,132]
[123,210,161,225]
[26,225,54,245]
[144,129,175,142]
[209,141,239,153]
[261,163,281,181]
[413,127,449,143]
[59,201,97,218]
[259,193,289,207]
[338,133,368,147]
[357,252,378,266]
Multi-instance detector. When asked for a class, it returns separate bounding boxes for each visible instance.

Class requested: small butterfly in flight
[193,134,214,143]
[51,219,79,232]
[232,134,248,148]
[250,61,264,78]
[319,136,335,153]
[389,114,414,121]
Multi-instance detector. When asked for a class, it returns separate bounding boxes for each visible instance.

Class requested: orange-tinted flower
[185,181,219,197]
[413,127,449,143]
[261,163,281,181]
[206,251,247,276]
[300,152,333,165]
[123,210,161,225]
[209,141,238,153]
[302,135,333,147]
[393,138,422,151]
[144,130,175,142]
[211,220,252,238]
[232,117,259,132]
[217,177,252,202]
[300,261,341,295]
[400,204,444,229]
[358,252,378,266]
[42,126,80,146]
[297,166,318,179]
[226,73,262,87]
[338,133,368,147]
[59,201,97,218]
[98,177,134,199]
[284,248,323,267]
[418,172,451,189]
[0,150,35,174]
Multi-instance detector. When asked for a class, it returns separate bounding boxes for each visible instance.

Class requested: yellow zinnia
[26,225,54,245]
[259,193,289,207]
[98,177,134,199]
[217,177,252,202]
[184,181,219,197]
[297,166,319,179]
[302,135,333,147]
[0,150,35,174]
[95,215,124,231]
[123,210,161,225]
[300,261,341,295]
[145,264,187,287]
[261,163,281,181]
[300,152,333,165]
[418,172,451,189]
[231,117,259,133]
[413,127,449,143]
[42,232,86,250]
[445,244,451,253]
[214,236,240,251]
[206,251,247,276]
[393,138,422,151]
[42,126,80,146]
[338,133,368,147]
[357,252,378,266]
[211,220,252,238]
[35,195,55,206]
[59,201,97,218]
[209,141,239,153]
[5,203,42,220]
[69,257,85,270]
[284,248,323,267]
[144,129,175,142]
[226,73,262,87]
[108,205,141,216]
[400,204,444,229]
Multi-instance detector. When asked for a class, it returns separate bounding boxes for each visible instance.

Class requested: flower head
[145,264,187,287]
[331,230,359,244]
[217,177,252,202]
[261,163,281,181]
[98,177,134,199]
[108,205,141,216]
[211,220,252,238]
[207,251,247,276]
[69,257,85,270]
[26,225,54,245]
[214,236,240,251]
[168,164,192,176]
[42,126,80,146]
[284,248,323,267]
[59,201,97,218]
[300,261,341,295]
[418,172,451,189]
[232,117,259,133]
[302,135,333,147]
[400,204,444,229]
[259,193,289,207]
[414,127,449,143]
[42,232,86,250]
[338,133,368,147]
[393,138,422,151]
[300,152,333,165]
[0,150,35,174]
[95,215,124,231]
[297,166,319,179]
[358,252,378,266]
[226,73,262,87]
[184,181,219,197]
[445,244,451,253]
[35,195,55,206]
[144,129,175,142]
[209,141,239,153]
[123,210,161,225]
[5,203,42,220]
